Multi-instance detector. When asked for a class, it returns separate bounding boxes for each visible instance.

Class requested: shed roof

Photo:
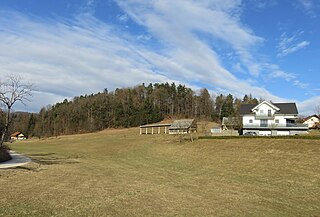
[140,123,172,128]
[11,132,23,137]
[169,119,195,130]
[240,102,298,115]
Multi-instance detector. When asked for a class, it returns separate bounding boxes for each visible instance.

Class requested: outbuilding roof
[169,119,196,130]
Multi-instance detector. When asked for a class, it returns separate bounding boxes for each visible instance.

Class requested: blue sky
[0,0,319,115]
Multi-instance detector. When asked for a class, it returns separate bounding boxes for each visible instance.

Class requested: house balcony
[243,123,308,130]
[254,114,274,120]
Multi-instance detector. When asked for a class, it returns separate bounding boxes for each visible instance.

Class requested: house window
[249,119,253,123]
[260,119,268,127]
[275,119,279,124]
[260,109,264,114]
[268,109,271,117]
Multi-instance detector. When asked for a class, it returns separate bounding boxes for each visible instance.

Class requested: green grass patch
[1,128,319,216]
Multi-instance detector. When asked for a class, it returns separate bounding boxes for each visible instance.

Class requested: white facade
[243,114,296,128]
[241,101,308,136]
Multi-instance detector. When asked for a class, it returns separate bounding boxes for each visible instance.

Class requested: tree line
[5,82,261,138]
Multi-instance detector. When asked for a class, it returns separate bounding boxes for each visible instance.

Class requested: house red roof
[10,132,23,137]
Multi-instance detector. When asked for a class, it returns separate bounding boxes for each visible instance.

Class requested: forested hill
[8,82,260,138]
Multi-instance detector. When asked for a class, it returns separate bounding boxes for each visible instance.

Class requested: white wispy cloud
[271,71,308,89]
[117,14,129,23]
[264,64,309,89]
[116,0,264,76]
[277,31,310,57]
[295,0,319,18]
[298,96,320,115]
[249,0,278,10]
[269,70,296,82]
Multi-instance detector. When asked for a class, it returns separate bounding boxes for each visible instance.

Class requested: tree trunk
[0,107,11,148]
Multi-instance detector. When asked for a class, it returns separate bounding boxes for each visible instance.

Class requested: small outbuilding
[303,115,320,129]
[168,119,197,134]
[139,123,172,135]
[10,132,26,141]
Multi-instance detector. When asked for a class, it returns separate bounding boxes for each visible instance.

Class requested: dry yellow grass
[0,127,319,216]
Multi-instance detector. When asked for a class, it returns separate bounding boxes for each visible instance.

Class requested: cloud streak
[263,63,309,89]
[298,96,320,115]
[277,31,310,57]
[295,0,320,18]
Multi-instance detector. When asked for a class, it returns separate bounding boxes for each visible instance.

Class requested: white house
[240,101,308,136]
[303,115,320,129]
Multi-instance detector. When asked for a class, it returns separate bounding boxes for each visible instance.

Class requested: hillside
[6,82,261,139]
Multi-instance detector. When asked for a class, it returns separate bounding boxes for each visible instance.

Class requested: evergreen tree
[221,94,234,120]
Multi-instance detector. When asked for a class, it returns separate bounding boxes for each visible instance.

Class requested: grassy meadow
[0,127,319,216]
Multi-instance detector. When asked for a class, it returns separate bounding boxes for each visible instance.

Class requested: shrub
[0,145,12,163]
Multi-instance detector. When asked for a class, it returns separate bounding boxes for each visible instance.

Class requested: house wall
[252,103,277,117]
[243,115,260,125]
[242,128,307,136]
[276,131,290,136]
[274,115,286,125]
[258,130,271,136]
[303,117,320,128]
[243,114,297,126]
[290,130,309,135]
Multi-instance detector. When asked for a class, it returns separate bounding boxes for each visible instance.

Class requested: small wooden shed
[139,123,172,135]
[168,119,197,134]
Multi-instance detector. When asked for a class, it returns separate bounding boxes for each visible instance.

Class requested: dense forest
[5,82,260,138]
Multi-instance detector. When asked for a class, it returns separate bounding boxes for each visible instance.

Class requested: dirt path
[0,151,31,169]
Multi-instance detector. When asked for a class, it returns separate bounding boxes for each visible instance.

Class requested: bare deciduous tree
[0,75,33,148]
[315,105,320,116]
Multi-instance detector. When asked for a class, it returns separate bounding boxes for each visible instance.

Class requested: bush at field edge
[0,146,12,163]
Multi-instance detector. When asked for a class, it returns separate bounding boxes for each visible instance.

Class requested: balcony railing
[255,114,274,119]
[243,123,308,129]
[286,123,307,127]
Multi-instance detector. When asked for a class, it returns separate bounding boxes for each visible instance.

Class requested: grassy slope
[0,128,319,217]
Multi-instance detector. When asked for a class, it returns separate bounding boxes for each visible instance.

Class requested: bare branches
[0,75,34,109]
[315,105,320,116]
[0,75,34,147]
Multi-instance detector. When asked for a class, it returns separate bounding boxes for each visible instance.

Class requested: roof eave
[251,101,280,112]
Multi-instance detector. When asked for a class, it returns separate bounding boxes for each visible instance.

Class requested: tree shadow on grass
[0,162,41,174]
[15,164,40,171]
[28,153,80,165]
[28,153,56,157]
